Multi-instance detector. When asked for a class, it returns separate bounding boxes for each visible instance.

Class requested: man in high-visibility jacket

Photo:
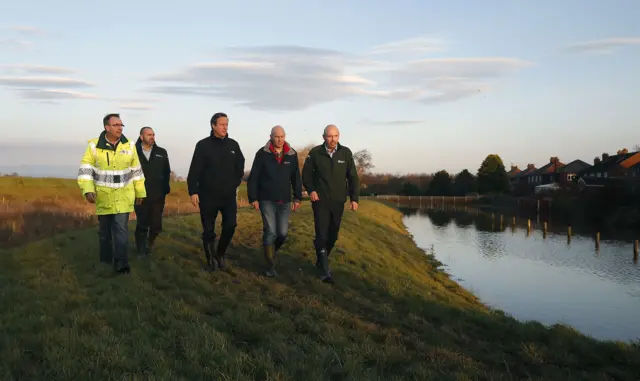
[77,113,146,274]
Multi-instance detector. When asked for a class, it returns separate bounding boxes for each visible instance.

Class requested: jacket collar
[96,130,129,150]
[135,137,156,162]
[209,130,228,140]
[263,140,296,156]
[323,142,341,154]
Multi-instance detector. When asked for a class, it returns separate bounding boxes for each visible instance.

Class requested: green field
[1,196,639,380]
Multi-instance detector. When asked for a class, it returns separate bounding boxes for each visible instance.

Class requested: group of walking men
[77,112,360,283]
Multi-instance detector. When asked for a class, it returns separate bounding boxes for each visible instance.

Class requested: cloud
[0,38,32,50]
[0,74,98,101]
[8,26,48,37]
[144,39,533,111]
[368,35,448,55]
[0,64,75,75]
[564,37,640,54]
[145,45,379,111]
[0,76,94,88]
[17,89,99,100]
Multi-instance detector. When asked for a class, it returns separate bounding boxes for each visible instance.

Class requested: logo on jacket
[230,150,235,154]
[338,160,345,163]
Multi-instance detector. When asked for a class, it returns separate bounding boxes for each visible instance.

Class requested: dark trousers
[134,197,165,241]
[98,213,129,270]
[259,200,291,247]
[199,198,238,256]
[311,200,345,276]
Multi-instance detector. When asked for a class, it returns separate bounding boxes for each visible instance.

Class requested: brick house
[577,149,640,192]
[527,157,565,186]
[556,159,591,186]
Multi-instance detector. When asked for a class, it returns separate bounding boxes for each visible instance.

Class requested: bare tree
[296,143,316,173]
[353,149,374,177]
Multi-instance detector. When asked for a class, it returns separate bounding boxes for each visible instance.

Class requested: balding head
[270,125,286,149]
[322,124,340,150]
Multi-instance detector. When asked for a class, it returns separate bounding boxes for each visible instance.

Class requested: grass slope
[1,201,639,380]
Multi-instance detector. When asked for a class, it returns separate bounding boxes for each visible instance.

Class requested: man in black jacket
[187,112,245,271]
[302,124,360,283]
[134,126,171,257]
[247,125,303,277]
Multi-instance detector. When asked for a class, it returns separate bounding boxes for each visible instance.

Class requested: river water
[402,207,640,343]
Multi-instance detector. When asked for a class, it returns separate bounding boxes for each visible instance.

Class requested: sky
[1,0,639,177]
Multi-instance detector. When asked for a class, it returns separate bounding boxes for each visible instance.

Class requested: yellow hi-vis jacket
[77,131,146,215]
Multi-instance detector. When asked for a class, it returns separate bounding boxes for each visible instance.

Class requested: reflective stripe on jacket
[77,131,146,215]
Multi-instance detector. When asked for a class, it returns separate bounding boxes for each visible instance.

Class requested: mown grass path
[1,201,639,380]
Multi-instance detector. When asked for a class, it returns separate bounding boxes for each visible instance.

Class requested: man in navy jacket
[247,125,303,276]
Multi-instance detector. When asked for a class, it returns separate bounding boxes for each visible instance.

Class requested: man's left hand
[350,201,358,211]
[292,201,301,211]
[135,198,144,205]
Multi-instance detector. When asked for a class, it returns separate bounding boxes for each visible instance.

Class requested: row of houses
[507,148,640,195]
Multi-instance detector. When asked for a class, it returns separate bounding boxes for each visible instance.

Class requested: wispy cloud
[0,76,94,88]
[143,37,533,111]
[0,74,98,102]
[8,25,48,37]
[17,89,99,100]
[565,37,640,54]
[145,45,379,111]
[0,64,75,75]
[0,38,32,50]
[368,35,448,55]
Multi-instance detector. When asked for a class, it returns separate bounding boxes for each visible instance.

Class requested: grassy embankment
[0,176,248,248]
[1,177,640,380]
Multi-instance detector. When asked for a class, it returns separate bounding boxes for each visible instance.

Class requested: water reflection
[402,207,640,343]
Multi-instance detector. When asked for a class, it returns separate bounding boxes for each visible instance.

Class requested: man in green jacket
[302,124,360,283]
[77,113,146,274]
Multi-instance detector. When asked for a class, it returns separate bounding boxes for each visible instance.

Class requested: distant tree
[296,143,316,174]
[476,154,510,194]
[427,170,453,196]
[353,149,374,177]
[399,182,421,196]
[634,144,640,152]
[453,169,477,195]
[169,171,178,182]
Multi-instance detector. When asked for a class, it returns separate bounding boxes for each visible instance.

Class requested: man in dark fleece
[247,125,303,277]
[134,126,171,257]
[187,112,245,271]
[302,124,360,283]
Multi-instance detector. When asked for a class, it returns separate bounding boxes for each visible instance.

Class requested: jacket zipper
[107,152,110,166]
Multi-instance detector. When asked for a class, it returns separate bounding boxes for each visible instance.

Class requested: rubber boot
[203,240,215,271]
[146,233,157,255]
[316,247,332,269]
[316,248,333,283]
[263,244,277,277]
[135,233,147,258]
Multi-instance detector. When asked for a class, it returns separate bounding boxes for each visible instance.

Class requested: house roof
[578,152,639,176]
[530,160,565,176]
[558,159,591,173]
[511,166,537,179]
[507,167,521,176]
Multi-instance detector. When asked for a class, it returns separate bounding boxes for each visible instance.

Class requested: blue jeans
[98,213,130,270]
[259,200,291,247]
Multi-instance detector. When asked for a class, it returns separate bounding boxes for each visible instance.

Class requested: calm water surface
[403,208,640,343]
